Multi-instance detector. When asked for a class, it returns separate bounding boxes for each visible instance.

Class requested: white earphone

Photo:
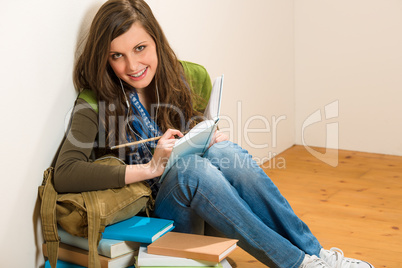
[118,78,160,120]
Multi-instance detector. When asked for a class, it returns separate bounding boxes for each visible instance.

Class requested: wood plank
[228,145,402,268]
[226,247,267,268]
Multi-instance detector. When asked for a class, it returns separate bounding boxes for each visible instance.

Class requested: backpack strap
[82,191,103,268]
[41,89,100,267]
[39,168,60,268]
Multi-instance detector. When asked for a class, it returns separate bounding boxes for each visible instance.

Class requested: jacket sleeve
[54,98,126,193]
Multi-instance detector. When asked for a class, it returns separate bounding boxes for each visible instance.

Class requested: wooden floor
[227,145,402,268]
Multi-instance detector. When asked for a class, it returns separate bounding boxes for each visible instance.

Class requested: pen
[110,136,162,150]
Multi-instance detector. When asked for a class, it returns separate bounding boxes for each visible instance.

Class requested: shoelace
[300,255,329,268]
[323,247,364,268]
[324,248,345,268]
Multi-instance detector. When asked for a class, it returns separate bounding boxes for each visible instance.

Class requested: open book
[160,74,224,182]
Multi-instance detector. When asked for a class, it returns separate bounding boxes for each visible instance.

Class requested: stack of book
[43,216,237,268]
[43,216,173,267]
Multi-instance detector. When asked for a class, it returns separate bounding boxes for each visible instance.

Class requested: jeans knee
[208,141,248,157]
[161,154,225,203]
[206,141,253,168]
[168,155,215,186]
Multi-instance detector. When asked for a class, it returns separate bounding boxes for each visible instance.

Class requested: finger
[218,137,226,143]
[157,138,177,148]
[162,129,184,139]
[159,136,178,144]
[216,133,228,143]
[158,144,175,150]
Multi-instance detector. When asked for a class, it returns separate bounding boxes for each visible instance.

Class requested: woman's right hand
[149,129,184,176]
[125,129,183,184]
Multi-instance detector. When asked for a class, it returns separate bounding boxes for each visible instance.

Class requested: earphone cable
[118,78,154,156]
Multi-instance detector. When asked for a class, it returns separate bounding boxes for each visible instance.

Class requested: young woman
[54,0,374,267]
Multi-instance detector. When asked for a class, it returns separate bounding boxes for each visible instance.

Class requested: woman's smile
[129,67,148,80]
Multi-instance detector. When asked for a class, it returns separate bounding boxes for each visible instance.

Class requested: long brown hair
[74,0,200,148]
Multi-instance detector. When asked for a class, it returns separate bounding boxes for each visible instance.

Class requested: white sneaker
[299,254,331,268]
[319,248,374,268]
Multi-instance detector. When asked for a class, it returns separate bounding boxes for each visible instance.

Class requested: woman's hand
[149,129,184,176]
[125,129,183,184]
[209,130,229,148]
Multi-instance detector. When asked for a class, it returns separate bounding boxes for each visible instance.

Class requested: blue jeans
[153,141,322,268]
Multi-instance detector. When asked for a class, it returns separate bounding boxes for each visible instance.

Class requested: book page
[204,75,224,121]
[175,120,215,147]
[160,120,217,182]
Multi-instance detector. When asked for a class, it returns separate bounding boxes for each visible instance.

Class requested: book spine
[59,227,140,258]
[102,233,152,244]
[58,228,113,258]
[45,260,86,268]
[43,243,109,268]
[138,258,220,267]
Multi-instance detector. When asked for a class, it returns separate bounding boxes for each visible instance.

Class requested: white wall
[0,1,106,267]
[295,0,402,156]
[0,1,293,267]
[148,0,295,161]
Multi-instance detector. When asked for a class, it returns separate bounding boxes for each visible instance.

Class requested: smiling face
[108,22,158,92]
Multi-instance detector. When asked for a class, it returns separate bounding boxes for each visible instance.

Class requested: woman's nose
[126,54,138,72]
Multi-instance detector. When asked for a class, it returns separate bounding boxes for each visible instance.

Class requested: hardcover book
[147,232,237,263]
[44,259,136,268]
[102,216,174,243]
[136,245,222,267]
[43,243,136,268]
[45,260,85,268]
[137,259,232,268]
[58,227,140,258]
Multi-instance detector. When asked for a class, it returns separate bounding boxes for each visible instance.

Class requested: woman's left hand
[209,130,229,147]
